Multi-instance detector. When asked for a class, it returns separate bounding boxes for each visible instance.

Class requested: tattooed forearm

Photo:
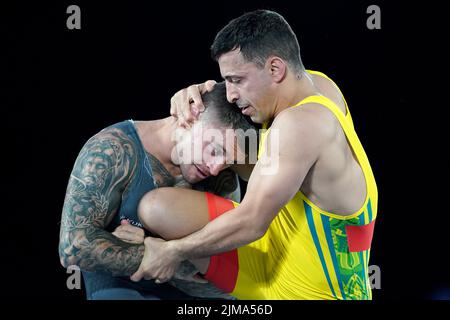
[59,222,144,276]
[59,127,143,276]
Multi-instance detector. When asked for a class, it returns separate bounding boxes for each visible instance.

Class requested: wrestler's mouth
[194,165,209,179]
[238,104,253,116]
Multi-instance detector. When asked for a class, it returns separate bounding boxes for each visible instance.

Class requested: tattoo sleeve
[59,128,144,276]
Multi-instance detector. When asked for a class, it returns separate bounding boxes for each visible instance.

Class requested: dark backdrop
[4,0,447,301]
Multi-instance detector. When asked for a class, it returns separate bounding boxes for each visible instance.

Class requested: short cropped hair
[211,10,304,74]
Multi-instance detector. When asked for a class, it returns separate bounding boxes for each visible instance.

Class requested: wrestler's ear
[267,56,287,83]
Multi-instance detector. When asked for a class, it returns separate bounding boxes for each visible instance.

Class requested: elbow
[58,232,84,269]
[252,225,268,241]
[239,201,274,242]
[244,224,266,244]
[243,214,269,243]
[59,244,72,269]
[58,233,70,269]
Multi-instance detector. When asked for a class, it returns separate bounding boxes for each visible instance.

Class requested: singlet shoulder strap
[292,95,357,152]
[293,95,351,133]
[306,70,354,128]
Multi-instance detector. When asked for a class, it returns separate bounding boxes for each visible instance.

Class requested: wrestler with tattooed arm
[59,83,254,299]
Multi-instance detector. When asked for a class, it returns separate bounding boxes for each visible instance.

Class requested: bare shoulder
[63,124,139,230]
[71,123,140,191]
[90,124,139,157]
[272,103,339,143]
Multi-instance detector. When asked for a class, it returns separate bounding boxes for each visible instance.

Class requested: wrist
[167,239,187,261]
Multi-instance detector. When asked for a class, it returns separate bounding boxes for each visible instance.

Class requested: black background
[4,0,448,302]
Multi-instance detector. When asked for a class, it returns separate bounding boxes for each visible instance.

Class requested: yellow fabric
[230,71,378,300]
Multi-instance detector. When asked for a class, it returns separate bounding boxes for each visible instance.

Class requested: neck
[272,70,319,118]
[138,117,180,174]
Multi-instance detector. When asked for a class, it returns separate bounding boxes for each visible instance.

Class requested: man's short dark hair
[201,82,256,160]
[201,82,254,132]
[211,10,304,74]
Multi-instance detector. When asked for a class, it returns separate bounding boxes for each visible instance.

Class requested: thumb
[130,265,144,282]
[204,80,217,93]
[196,80,217,112]
[121,219,130,225]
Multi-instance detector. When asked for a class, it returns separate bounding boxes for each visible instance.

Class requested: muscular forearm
[59,226,144,277]
[172,205,265,261]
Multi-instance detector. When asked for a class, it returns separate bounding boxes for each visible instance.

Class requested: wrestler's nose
[207,163,222,177]
[226,82,239,103]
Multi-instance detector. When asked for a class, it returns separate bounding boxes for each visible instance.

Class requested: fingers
[112,230,144,244]
[131,237,177,283]
[115,224,145,236]
[130,265,144,282]
[171,96,189,129]
[191,80,215,116]
[131,267,171,284]
[170,96,178,118]
[182,86,199,123]
[171,92,191,129]
[203,80,217,93]
[112,224,145,244]
[188,82,210,114]
[170,80,217,128]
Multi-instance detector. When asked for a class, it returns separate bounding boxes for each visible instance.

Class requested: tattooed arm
[59,128,144,276]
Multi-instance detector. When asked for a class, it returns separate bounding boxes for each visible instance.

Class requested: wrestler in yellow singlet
[203,70,378,300]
